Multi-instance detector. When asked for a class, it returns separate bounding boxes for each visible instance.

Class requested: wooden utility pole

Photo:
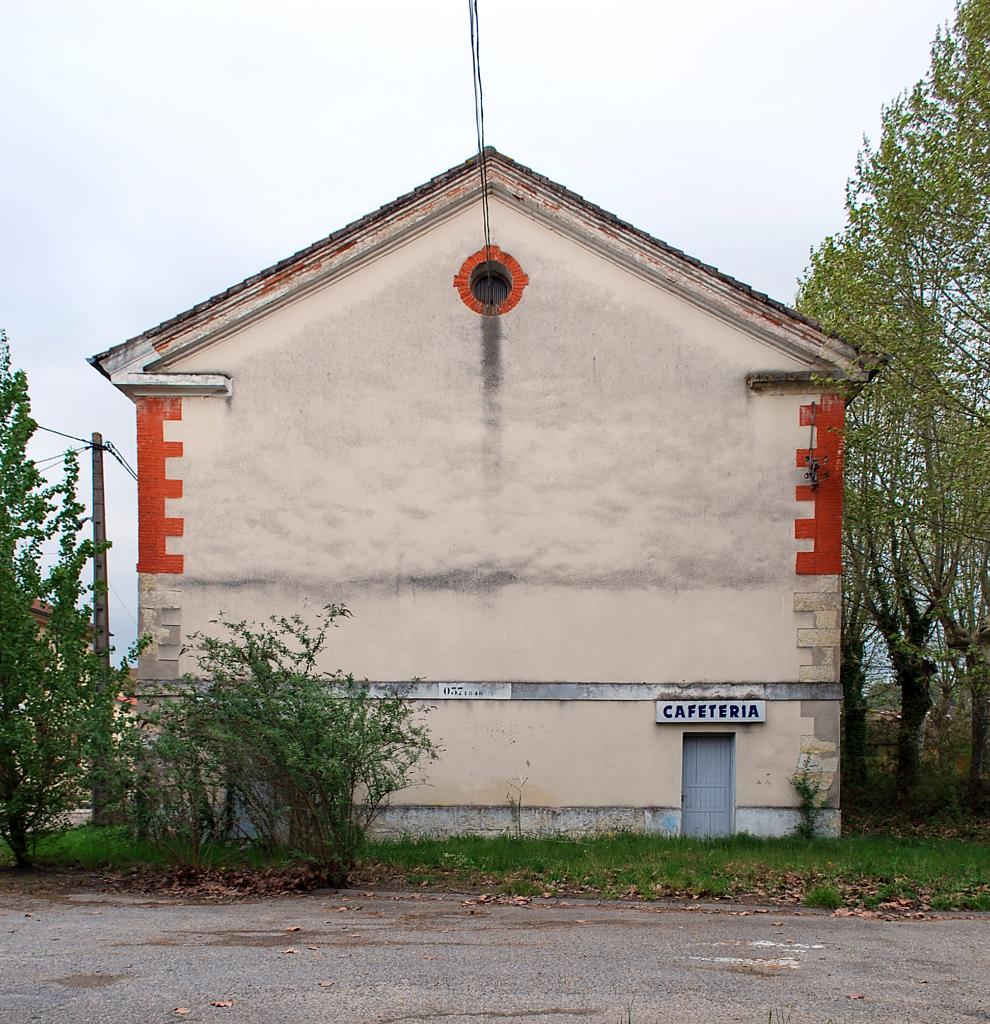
[91,432,110,663]
[91,432,112,825]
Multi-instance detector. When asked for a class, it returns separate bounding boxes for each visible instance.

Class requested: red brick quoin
[453,246,529,315]
[136,396,184,575]
[794,394,844,575]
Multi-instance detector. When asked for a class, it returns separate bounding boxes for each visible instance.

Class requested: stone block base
[368,804,839,839]
[735,806,840,838]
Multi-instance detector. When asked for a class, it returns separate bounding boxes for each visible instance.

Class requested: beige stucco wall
[153,196,818,685]
[387,699,833,809]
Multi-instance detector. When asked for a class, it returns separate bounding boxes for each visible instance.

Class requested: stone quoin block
[792,591,840,612]
[797,628,841,648]
[799,665,839,683]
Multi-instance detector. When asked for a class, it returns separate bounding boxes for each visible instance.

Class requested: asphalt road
[1,888,987,1023]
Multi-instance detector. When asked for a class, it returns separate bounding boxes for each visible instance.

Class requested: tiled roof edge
[486,149,837,342]
[91,146,849,367]
[90,151,485,366]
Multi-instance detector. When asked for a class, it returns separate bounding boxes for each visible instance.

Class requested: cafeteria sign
[655,700,766,724]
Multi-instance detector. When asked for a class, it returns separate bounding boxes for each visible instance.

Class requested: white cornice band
[111,372,233,398]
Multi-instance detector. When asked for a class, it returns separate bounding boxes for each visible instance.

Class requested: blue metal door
[681,734,734,837]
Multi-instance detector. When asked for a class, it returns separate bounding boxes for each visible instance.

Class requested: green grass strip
[3,827,988,911]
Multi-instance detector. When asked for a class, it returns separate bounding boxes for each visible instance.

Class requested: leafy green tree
[940,545,990,810]
[0,334,133,867]
[137,605,436,882]
[839,563,871,789]
[798,0,990,806]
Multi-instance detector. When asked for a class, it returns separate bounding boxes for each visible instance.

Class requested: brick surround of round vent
[454,246,529,315]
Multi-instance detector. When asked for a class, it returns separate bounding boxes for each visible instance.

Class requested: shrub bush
[136,605,436,882]
[790,755,828,840]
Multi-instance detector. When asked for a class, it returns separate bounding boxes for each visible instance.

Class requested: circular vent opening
[454,246,528,315]
[470,262,512,308]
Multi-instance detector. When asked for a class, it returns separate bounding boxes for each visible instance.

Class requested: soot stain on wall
[408,568,519,593]
[481,313,503,395]
[480,314,503,491]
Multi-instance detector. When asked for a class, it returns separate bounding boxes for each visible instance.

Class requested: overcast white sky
[1,0,957,655]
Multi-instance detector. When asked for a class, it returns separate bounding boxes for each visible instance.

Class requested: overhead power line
[109,578,139,629]
[33,442,91,468]
[104,441,138,482]
[35,425,139,483]
[35,424,92,446]
[35,445,88,463]
[467,0,493,264]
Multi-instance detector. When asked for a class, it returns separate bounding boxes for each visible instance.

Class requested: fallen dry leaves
[101,862,345,901]
[36,842,978,917]
[460,893,533,908]
[833,906,932,921]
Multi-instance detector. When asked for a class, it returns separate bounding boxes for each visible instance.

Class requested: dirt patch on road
[51,972,124,989]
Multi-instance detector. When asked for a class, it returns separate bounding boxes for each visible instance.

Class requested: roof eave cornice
[110,372,233,398]
[89,149,862,380]
[90,157,485,376]
[484,160,863,377]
